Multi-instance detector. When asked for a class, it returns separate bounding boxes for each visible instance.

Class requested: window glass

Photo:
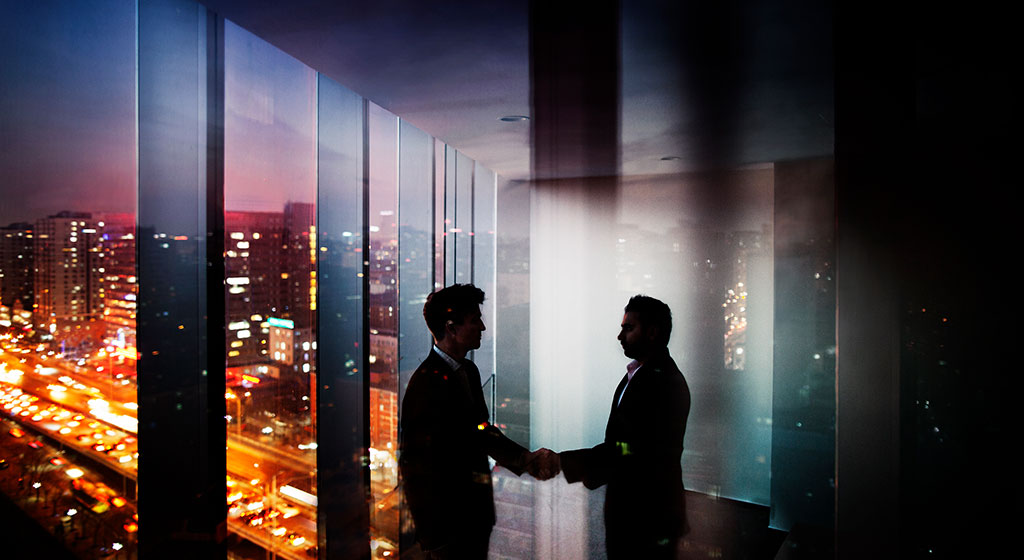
[491,176,535,558]
[433,140,447,292]
[367,102,400,554]
[398,120,434,393]
[472,163,497,412]
[454,151,475,285]
[224,21,318,557]
[315,73,368,557]
[441,146,460,287]
[2,2,139,557]
[770,159,835,530]
[4,3,839,558]
[396,120,434,554]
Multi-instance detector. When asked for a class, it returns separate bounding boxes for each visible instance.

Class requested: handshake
[524,448,560,481]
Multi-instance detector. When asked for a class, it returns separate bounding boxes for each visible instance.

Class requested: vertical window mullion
[137,1,226,556]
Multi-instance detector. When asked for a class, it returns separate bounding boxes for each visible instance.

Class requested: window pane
[492,177,534,558]
[397,119,434,555]
[224,21,318,557]
[315,74,369,557]
[367,102,399,554]
[398,120,434,392]
[472,163,497,410]
[2,2,139,558]
[770,159,835,529]
[433,140,446,292]
[454,151,475,285]
[443,146,458,286]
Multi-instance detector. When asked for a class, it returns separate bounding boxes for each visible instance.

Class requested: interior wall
[529,165,785,556]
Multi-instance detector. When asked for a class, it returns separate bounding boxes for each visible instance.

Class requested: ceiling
[198,0,833,183]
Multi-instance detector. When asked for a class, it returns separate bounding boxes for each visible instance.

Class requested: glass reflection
[3,2,840,557]
[368,102,400,556]
[2,2,139,558]
[224,22,318,558]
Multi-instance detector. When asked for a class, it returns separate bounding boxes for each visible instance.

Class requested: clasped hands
[525,448,560,481]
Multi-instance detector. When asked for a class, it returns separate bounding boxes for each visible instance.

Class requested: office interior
[0,1,1011,559]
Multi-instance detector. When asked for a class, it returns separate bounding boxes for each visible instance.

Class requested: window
[223,20,319,556]
[2,1,139,556]
[6,2,840,559]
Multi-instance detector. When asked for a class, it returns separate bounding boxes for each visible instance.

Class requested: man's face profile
[618,311,652,360]
[447,306,486,352]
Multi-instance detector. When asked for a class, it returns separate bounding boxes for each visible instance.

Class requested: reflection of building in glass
[0,222,34,312]
[723,231,767,371]
[369,387,398,453]
[369,207,398,449]
[283,202,317,329]
[33,211,106,349]
[223,205,318,432]
[97,213,137,355]
[369,332,398,449]
[225,209,286,366]
[224,205,317,362]
[269,319,295,365]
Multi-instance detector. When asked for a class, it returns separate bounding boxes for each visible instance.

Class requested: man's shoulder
[421,349,452,370]
[408,351,452,384]
[648,349,682,373]
[647,351,688,387]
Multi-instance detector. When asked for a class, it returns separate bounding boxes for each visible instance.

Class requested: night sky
[1,1,136,226]
[2,4,324,228]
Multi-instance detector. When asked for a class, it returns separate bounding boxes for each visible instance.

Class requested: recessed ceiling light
[498,115,530,122]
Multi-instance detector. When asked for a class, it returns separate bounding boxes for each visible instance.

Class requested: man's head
[618,295,672,361]
[423,283,486,357]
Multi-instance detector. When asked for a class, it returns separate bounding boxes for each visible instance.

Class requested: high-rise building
[97,213,137,355]
[225,206,317,376]
[0,222,34,312]
[225,210,286,366]
[283,202,317,331]
[33,211,105,347]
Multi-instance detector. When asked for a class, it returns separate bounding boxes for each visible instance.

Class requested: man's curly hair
[423,283,485,341]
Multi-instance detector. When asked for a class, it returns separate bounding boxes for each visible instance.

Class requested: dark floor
[1,491,79,559]
[3,485,833,560]
[682,491,832,560]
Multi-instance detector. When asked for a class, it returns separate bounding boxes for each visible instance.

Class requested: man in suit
[559,295,691,559]
[399,283,558,559]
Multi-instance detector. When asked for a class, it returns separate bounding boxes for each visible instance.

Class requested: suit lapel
[611,373,630,411]
[434,350,487,423]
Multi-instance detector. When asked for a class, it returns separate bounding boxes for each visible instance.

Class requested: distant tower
[33,211,105,344]
[224,210,286,366]
[97,213,137,353]
[0,222,34,311]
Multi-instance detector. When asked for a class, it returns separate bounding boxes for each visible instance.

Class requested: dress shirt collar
[617,360,643,408]
[626,359,642,382]
[433,344,462,371]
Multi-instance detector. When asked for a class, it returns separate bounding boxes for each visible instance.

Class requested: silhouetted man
[560,295,691,559]
[399,283,558,559]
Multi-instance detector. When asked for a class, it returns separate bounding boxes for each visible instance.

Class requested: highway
[2,334,403,558]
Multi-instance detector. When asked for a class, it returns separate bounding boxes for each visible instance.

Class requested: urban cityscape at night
[2,210,141,557]
[0,201,409,559]
[6,0,1006,558]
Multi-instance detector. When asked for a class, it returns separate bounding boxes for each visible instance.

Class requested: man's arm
[477,420,560,479]
[560,443,615,489]
[463,360,559,479]
[561,365,689,489]
[399,369,449,548]
[476,421,530,474]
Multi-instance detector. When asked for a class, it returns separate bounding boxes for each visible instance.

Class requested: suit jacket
[399,349,528,550]
[560,347,691,540]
